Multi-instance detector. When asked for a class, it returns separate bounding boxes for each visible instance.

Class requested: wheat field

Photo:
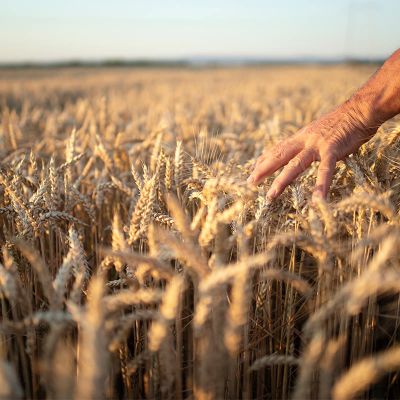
[1,65,400,400]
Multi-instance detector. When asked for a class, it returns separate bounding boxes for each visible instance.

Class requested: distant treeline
[0,59,190,69]
[0,58,385,69]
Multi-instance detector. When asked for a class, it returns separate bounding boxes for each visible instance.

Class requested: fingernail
[266,187,277,199]
[247,175,255,184]
[312,190,323,204]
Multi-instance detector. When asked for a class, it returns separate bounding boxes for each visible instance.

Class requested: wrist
[347,50,400,126]
[342,91,382,136]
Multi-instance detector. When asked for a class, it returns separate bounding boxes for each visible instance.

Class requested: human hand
[247,99,378,200]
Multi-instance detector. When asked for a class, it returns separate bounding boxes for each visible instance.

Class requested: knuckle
[318,167,331,173]
[272,177,285,190]
[287,155,307,172]
[320,144,338,158]
[328,149,339,161]
[297,131,310,145]
[321,154,338,167]
[287,156,300,169]
[272,142,286,160]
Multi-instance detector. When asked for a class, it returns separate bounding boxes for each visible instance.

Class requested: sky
[0,0,399,63]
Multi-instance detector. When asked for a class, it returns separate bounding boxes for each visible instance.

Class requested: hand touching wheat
[247,102,376,200]
[248,48,400,200]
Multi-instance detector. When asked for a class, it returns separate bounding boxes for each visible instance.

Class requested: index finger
[248,139,302,185]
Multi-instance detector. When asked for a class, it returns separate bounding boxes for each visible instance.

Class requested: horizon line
[0,56,385,69]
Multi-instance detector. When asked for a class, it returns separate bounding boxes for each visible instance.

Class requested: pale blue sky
[1,0,399,63]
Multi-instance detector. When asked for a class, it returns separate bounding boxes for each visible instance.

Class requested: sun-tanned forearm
[347,48,400,127]
[248,49,400,200]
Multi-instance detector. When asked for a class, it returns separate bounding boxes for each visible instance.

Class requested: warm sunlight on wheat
[1,66,400,399]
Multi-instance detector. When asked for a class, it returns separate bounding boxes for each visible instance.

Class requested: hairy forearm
[347,48,400,128]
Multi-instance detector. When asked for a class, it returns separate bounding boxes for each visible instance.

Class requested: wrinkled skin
[247,100,377,200]
[248,48,400,201]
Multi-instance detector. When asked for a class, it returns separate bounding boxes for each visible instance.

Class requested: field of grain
[1,66,400,400]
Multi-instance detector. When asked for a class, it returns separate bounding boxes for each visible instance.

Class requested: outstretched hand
[247,100,377,200]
